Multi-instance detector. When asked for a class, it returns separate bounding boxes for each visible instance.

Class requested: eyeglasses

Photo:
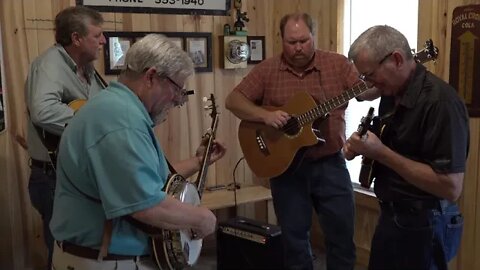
[165,76,186,96]
[359,52,394,81]
[164,76,195,106]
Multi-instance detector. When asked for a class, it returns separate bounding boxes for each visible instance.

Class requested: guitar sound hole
[282,117,301,136]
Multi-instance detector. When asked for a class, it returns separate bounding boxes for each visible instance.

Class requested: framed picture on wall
[247,36,266,64]
[108,37,131,72]
[169,37,184,50]
[185,33,212,72]
[103,31,212,74]
[104,32,138,75]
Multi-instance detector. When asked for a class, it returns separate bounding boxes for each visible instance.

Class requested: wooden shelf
[201,185,272,210]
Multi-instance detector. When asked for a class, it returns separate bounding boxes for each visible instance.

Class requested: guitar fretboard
[296,81,369,125]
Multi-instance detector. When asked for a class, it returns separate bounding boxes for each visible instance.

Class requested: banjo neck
[194,94,219,199]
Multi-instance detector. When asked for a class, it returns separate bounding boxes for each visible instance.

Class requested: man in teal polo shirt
[50,34,226,270]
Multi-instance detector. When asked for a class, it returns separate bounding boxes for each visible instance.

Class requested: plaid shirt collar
[279,51,321,74]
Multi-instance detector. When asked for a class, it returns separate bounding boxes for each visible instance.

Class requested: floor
[190,234,368,270]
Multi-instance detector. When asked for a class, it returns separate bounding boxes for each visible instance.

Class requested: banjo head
[163,179,203,267]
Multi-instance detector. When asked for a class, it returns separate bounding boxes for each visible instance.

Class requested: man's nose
[294,43,302,52]
[100,34,107,45]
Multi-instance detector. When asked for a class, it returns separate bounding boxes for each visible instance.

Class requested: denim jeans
[368,201,463,270]
[270,152,356,270]
[28,165,56,270]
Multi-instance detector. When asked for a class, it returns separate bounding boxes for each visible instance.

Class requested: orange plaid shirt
[233,49,361,159]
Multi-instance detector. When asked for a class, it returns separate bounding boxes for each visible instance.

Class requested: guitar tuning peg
[202,96,209,103]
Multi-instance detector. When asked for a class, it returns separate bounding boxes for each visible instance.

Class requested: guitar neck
[296,81,369,125]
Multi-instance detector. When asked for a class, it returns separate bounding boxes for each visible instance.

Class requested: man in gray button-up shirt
[24,6,107,269]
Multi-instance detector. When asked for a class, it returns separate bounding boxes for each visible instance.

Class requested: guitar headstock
[357,107,375,136]
[414,39,439,64]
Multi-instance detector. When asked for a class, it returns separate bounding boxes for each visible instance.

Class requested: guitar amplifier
[217,216,284,269]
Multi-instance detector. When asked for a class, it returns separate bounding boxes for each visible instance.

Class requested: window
[343,0,418,186]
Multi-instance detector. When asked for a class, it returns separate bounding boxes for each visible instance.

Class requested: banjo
[151,94,219,269]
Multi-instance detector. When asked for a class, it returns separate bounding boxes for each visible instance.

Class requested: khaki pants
[52,243,157,270]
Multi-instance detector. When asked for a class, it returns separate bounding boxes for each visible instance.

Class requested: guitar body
[358,114,390,188]
[238,91,322,178]
[37,99,87,153]
[152,174,202,269]
[68,99,87,111]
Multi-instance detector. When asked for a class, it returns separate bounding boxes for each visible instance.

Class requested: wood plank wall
[0,0,479,269]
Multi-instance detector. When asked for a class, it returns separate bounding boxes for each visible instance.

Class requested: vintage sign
[449,4,480,117]
[76,0,231,16]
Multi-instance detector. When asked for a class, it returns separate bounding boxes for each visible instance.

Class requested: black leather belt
[379,199,454,212]
[57,241,149,261]
[30,159,55,171]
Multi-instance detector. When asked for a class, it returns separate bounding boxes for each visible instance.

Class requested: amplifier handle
[237,218,271,230]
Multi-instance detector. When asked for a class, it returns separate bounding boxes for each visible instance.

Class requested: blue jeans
[28,165,56,270]
[270,152,356,270]
[368,201,463,270]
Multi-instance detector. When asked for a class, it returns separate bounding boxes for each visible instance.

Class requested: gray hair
[348,25,413,63]
[124,34,194,80]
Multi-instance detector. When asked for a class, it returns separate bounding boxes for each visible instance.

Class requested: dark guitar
[238,39,439,179]
[357,39,439,188]
[37,99,86,151]
[34,99,87,169]
[357,108,378,188]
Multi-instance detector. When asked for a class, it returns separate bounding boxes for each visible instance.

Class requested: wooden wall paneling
[353,192,380,267]
[101,12,122,31]
[181,15,216,186]
[312,0,334,50]
[458,118,480,270]
[51,0,73,15]
[23,0,40,62]
[418,0,451,80]
[1,1,43,268]
[150,14,183,32]
[470,119,480,270]
[34,0,55,54]
[419,1,480,269]
[336,0,345,54]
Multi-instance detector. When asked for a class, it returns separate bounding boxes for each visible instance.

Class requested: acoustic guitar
[35,99,87,169]
[238,39,439,178]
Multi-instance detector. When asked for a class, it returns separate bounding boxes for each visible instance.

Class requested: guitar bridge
[255,130,270,156]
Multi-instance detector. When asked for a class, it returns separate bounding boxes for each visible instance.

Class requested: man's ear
[71,32,81,47]
[392,51,404,67]
[144,67,157,86]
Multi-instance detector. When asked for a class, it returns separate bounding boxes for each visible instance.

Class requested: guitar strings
[279,82,369,134]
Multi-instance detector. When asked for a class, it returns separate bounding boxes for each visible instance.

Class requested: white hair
[125,34,194,79]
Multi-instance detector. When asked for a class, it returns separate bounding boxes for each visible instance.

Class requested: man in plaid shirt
[226,12,362,270]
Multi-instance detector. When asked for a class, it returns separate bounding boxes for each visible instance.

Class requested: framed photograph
[103,31,212,75]
[186,33,212,72]
[169,37,184,50]
[103,32,138,75]
[109,37,130,70]
[247,36,266,64]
